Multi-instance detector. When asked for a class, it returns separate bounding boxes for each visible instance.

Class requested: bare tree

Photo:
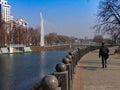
[0,15,6,46]
[10,21,29,45]
[28,28,40,45]
[94,0,120,43]
[45,32,73,44]
[93,35,103,43]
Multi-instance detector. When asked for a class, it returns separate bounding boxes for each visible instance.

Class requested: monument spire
[40,12,45,47]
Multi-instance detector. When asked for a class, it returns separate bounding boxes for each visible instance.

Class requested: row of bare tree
[0,15,41,46]
[0,15,78,47]
[45,33,75,44]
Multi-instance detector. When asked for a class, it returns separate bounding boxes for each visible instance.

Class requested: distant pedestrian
[99,42,109,68]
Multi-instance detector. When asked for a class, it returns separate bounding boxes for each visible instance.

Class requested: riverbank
[0,46,32,55]
[30,45,70,52]
[0,44,87,54]
[30,44,88,52]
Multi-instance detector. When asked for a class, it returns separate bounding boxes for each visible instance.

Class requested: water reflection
[39,52,45,78]
[0,51,68,90]
[0,55,14,90]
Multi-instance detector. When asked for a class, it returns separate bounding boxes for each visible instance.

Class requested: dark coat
[99,46,109,59]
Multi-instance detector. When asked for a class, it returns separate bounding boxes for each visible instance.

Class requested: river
[0,51,68,90]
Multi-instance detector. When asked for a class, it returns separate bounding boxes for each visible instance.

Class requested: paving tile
[72,47,120,90]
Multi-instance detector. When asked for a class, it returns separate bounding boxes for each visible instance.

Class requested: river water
[0,51,68,90]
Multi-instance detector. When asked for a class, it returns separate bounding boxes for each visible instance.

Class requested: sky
[8,0,100,39]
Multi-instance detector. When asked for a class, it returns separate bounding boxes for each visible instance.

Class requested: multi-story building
[0,0,12,22]
[15,19,28,28]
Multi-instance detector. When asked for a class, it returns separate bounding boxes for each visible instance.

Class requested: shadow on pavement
[78,66,98,70]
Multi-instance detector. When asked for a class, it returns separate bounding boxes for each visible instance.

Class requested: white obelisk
[40,12,45,47]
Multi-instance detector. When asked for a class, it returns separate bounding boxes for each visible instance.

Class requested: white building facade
[0,0,11,22]
[15,19,28,27]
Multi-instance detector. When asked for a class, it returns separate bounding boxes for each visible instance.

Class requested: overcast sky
[9,0,100,39]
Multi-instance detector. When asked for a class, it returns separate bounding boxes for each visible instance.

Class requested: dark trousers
[102,56,107,68]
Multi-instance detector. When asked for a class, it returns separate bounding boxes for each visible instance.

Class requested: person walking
[99,42,109,68]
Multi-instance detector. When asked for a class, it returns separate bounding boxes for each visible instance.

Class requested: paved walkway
[72,46,120,90]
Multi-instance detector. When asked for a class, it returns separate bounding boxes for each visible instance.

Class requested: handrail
[30,46,100,90]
